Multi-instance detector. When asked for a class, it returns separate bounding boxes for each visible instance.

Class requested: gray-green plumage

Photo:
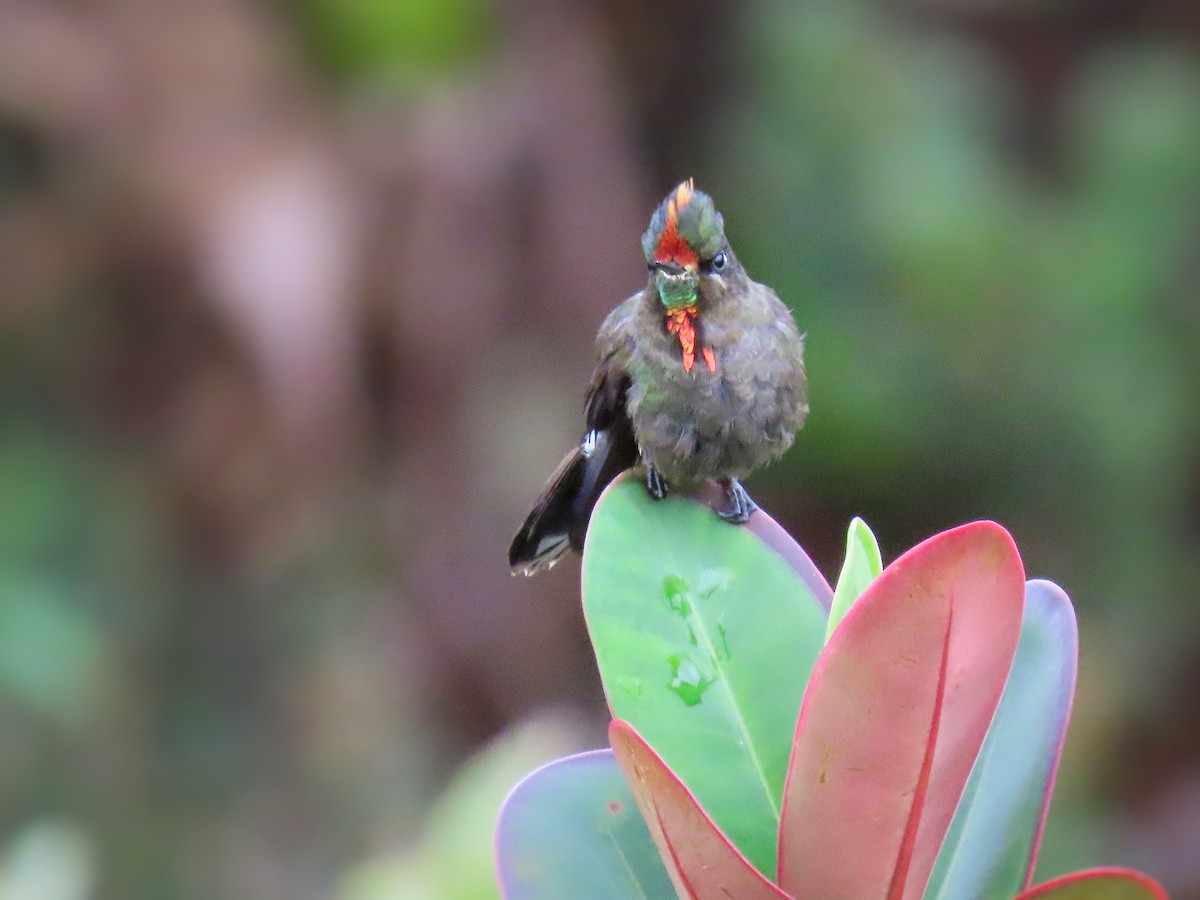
[596,249,807,484]
[509,182,808,575]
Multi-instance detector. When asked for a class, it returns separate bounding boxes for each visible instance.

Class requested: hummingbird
[509,179,808,575]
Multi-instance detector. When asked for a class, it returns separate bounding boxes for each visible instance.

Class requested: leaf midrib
[676,546,782,828]
[605,828,654,899]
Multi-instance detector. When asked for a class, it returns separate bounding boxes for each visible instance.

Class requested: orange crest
[653,179,700,269]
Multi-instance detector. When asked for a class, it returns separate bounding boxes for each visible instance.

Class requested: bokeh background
[0,0,1198,897]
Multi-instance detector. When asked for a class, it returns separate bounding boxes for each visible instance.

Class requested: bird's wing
[586,291,641,430]
[583,352,631,433]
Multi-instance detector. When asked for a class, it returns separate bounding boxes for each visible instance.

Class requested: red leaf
[1015,867,1169,899]
[609,719,789,900]
[777,521,1024,899]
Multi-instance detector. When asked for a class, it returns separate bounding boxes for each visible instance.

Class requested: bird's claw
[717,478,757,524]
[645,465,669,501]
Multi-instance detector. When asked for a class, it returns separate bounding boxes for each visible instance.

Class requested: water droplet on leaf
[716,620,732,661]
[662,574,692,616]
[617,676,643,698]
[697,567,732,597]
[667,652,714,706]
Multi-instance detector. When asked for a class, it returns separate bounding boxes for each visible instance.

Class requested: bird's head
[641,179,728,310]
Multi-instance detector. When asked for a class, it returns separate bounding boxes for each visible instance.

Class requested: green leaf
[926,580,1078,900]
[582,475,829,879]
[495,749,674,899]
[825,516,883,642]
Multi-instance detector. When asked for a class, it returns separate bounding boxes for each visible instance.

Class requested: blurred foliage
[0,434,109,725]
[0,0,1197,896]
[716,3,1200,882]
[297,0,494,82]
[0,821,95,900]
[338,719,577,900]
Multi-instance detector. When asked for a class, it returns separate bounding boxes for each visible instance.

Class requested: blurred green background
[0,0,1198,897]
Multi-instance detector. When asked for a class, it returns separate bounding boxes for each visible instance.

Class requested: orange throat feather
[665,306,717,374]
[654,181,716,373]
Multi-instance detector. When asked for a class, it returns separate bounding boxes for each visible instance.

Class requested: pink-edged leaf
[926,580,1079,899]
[495,750,674,899]
[609,719,788,900]
[1015,867,1169,899]
[777,521,1025,900]
[687,479,833,610]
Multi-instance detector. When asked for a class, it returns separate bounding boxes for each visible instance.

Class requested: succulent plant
[495,475,1165,899]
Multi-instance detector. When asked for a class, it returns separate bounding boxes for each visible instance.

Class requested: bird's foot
[716,478,757,524]
[645,464,669,501]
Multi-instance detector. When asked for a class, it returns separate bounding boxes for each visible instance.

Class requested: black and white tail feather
[508,358,635,575]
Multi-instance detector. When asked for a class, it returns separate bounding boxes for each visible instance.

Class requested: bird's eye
[711,252,727,272]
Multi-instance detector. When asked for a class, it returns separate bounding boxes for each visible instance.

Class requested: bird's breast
[626,318,806,481]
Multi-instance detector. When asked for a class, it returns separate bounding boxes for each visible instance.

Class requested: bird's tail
[508,426,637,575]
